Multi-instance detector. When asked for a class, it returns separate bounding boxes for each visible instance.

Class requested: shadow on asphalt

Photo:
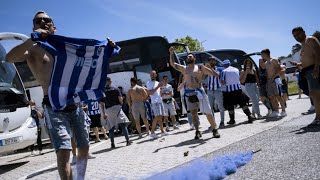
[92,146,121,154]
[152,137,213,153]
[217,120,252,130]
[0,161,29,175]
[261,116,284,123]
[290,125,320,134]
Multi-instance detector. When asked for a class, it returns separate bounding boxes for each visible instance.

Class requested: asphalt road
[206,111,320,180]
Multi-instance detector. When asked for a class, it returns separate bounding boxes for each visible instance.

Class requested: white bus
[0,32,37,155]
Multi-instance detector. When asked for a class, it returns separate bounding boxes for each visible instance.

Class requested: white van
[0,32,37,155]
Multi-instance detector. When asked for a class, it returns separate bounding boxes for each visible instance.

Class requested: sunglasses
[33,17,52,24]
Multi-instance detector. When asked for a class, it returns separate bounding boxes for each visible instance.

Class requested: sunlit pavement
[0,95,316,180]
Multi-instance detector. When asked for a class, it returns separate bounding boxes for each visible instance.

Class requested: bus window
[135,64,153,85]
[108,42,141,73]
[158,71,173,83]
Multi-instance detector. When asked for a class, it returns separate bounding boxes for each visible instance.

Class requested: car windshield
[0,45,24,92]
[0,43,28,108]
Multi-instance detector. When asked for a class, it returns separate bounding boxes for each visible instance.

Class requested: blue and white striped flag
[31,32,120,111]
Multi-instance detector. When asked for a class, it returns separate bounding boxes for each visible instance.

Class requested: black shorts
[223,90,249,110]
[89,114,102,128]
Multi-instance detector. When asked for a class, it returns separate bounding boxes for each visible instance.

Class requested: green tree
[312,31,320,42]
[174,36,205,53]
[291,43,302,55]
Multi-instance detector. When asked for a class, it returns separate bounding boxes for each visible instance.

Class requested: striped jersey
[31,32,120,111]
[86,99,101,116]
[207,67,223,91]
[221,66,241,92]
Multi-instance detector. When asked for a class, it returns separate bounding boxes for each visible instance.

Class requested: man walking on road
[205,57,225,127]
[292,27,320,126]
[6,11,119,180]
[221,60,253,124]
[169,47,220,139]
[127,77,150,137]
[261,49,287,117]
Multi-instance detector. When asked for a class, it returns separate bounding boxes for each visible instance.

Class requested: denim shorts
[44,104,89,151]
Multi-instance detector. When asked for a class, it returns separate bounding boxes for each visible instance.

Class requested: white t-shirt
[161,84,173,99]
[146,80,162,103]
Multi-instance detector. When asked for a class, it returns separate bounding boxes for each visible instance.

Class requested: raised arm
[169,47,185,73]
[6,39,35,63]
[199,64,219,77]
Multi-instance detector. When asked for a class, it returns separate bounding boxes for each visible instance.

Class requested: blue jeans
[44,104,89,150]
[187,112,200,126]
[207,89,225,123]
[109,123,129,143]
[245,83,260,115]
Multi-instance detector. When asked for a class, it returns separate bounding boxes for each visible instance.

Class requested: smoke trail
[147,151,254,180]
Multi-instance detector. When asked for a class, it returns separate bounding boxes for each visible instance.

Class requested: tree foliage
[174,36,205,53]
[291,43,302,55]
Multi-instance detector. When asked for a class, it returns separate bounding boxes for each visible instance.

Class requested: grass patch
[288,81,299,95]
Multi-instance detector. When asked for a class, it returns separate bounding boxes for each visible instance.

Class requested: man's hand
[34,27,50,38]
[107,37,116,47]
[313,65,319,79]
[169,47,174,55]
[158,82,164,88]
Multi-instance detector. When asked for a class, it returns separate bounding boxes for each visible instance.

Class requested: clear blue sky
[1,0,319,59]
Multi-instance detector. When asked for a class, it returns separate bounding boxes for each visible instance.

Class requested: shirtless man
[6,11,116,180]
[261,49,287,117]
[292,27,320,126]
[169,47,220,139]
[127,77,150,137]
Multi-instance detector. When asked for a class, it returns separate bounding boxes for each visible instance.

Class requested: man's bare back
[265,58,280,80]
[128,85,148,103]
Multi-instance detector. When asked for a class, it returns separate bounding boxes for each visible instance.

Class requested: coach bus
[0,32,37,155]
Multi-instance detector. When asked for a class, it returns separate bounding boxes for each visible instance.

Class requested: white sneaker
[268,111,280,118]
[250,113,256,119]
[88,153,96,159]
[161,132,169,137]
[308,105,315,112]
[150,133,158,139]
[190,125,195,130]
[165,127,170,132]
[39,150,43,155]
[31,150,36,155]
[257,114,263,119]
[173,125,179,129]
[280,112,287,117]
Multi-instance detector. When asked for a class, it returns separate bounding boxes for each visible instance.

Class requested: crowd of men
[6,10,320,180]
